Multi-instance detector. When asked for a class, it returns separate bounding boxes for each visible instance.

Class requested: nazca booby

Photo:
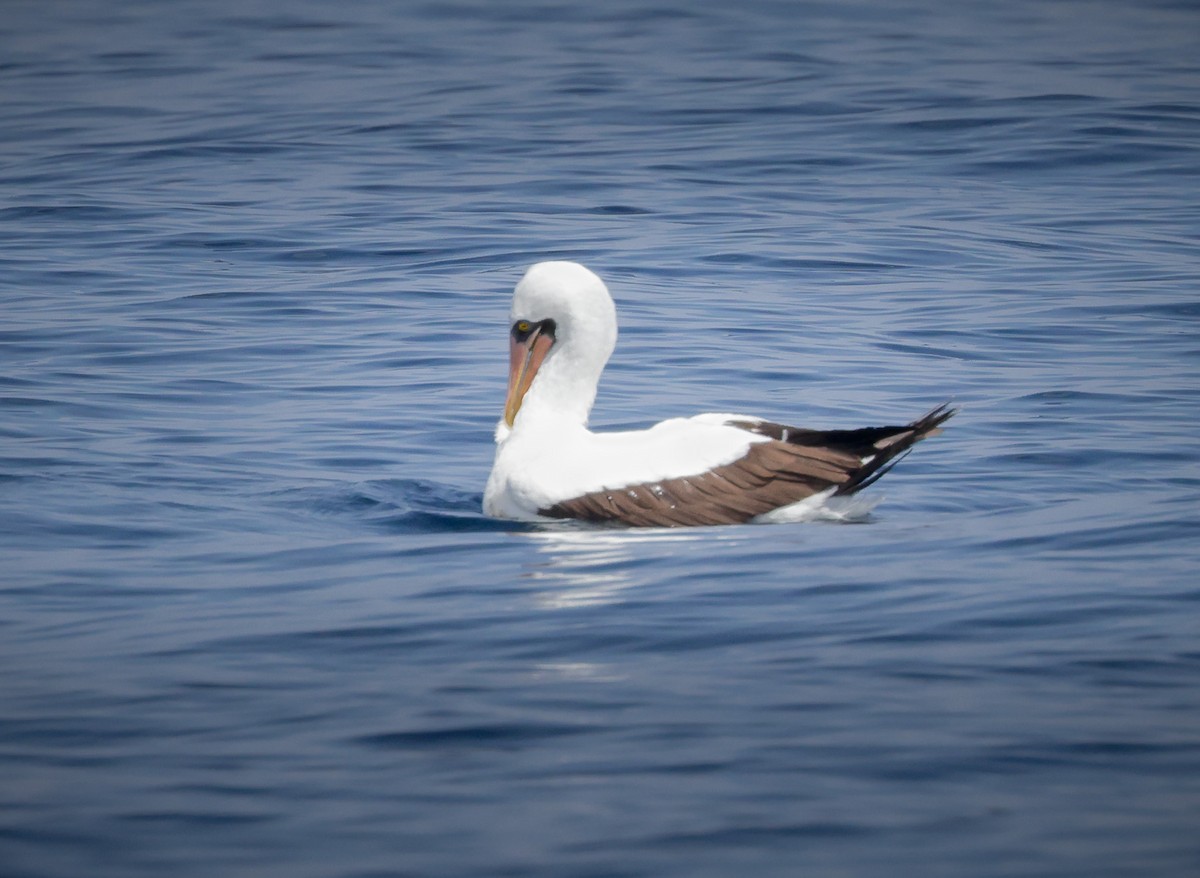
[483,261,954,527]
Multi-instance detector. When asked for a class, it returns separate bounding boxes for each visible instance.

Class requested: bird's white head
[502,261,618,433]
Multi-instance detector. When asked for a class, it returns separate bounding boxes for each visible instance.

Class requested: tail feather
[836,403,956,495]
[729,402,956,496]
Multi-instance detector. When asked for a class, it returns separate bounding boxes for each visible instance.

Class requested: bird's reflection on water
[517,526,708,610]
[514,493,879,611]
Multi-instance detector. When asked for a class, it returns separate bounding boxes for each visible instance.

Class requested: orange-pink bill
[504,325,555,427]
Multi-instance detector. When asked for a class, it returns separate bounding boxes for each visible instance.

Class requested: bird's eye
[516,320,531,333]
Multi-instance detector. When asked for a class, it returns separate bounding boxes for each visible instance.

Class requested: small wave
[278,478,533,534]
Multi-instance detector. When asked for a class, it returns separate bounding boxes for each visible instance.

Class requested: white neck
[501,260,619,438]
[515,344,603,430]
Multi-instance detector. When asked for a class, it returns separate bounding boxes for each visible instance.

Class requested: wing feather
[540,404,956,527]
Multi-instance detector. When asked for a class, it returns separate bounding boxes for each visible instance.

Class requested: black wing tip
[848,449,910,493]
[901,402,958,443]
[839,401,957,496]
[913,401,958,432]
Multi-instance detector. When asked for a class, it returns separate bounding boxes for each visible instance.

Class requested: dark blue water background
[2,1,1199,876]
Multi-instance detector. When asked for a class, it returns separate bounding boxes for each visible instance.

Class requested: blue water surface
[2,1,1199,876]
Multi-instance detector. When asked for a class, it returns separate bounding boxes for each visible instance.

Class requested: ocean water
[2,0,1199,876]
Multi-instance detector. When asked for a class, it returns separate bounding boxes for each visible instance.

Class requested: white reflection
[519,526,706,610]
[533,661,626,682]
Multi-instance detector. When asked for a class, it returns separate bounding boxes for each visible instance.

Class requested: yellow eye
[516,320,531,333]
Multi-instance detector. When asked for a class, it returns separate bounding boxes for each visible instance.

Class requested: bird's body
[483,261,953,527]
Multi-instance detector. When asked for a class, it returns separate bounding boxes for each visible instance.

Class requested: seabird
[483,261,954,527]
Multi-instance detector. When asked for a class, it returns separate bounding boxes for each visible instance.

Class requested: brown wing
[538,403,955,527]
